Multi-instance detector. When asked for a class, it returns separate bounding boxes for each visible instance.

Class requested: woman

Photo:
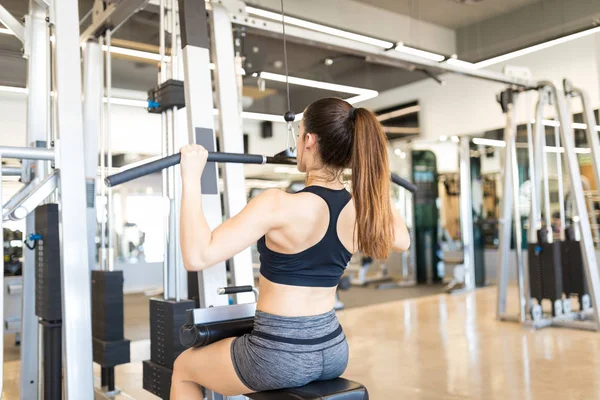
[172,97,411,399]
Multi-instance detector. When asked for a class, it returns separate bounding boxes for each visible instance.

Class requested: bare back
[257,187,357,316]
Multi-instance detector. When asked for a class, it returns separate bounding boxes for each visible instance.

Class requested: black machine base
[93,338,131,367]
[143,360,173,400]
[150,298,195,369]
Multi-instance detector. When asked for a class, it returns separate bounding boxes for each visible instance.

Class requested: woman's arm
[391,203,410,252]
[179,144,285,271]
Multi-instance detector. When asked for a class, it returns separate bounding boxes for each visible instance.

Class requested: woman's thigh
[174,337,253,396]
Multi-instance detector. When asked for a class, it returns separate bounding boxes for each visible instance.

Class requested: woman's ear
[304,132,317,150]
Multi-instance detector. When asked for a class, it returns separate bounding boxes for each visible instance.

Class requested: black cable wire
[280,0,292,117]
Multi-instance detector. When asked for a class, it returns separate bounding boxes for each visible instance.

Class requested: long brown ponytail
[303,98,394,259]
[351,108,394,259]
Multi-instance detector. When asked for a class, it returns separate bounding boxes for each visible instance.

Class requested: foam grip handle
[390,173,417,193]
[180,318,255,348]
[218,286,254,295]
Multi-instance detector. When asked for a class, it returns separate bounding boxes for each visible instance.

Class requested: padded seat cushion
[246,378,368,400]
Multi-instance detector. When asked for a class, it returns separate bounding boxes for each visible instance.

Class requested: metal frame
[180,0,228,309]
[498,82,600,331]
[0,4,25,43]
[211,2,255,305]
[53,0,95,396]
[496,90,527,323]
[79,0,149,43]
[458,136,476,292]
[82,40,102,271]
[221,1,536,89]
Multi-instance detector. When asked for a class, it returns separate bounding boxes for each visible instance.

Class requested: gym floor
[3,285,600,399]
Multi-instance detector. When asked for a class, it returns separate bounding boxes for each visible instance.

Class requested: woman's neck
[305,168,345,189]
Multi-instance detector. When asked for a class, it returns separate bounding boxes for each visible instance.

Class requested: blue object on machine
[29,233,42,241]
[147,100,160,109]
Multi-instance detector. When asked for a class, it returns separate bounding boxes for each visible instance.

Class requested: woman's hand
[180,144,209,183]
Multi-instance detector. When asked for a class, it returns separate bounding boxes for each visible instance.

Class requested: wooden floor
[4,286,600,399]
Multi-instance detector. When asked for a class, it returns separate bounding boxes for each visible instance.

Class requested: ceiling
[0,0,433,117]
[355,0,549,29]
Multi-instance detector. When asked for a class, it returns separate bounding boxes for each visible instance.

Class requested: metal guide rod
[542,81,600,329]
[458,136,475,291]
[509,94,526,323]
[536,108,554,243]
[554,126,566,241]
[106,28,114,271]
[496,94,517,320]
[0,4,25,43]
[159,0,169,300]
[229,7,535,89]
[53,0,95,394]
[0,146,54,160]
[527,103,539,244]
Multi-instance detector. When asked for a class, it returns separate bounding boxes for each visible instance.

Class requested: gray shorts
[230,309,349,392]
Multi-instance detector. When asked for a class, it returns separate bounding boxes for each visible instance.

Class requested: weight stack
[539,242,564,305]
[35,204,62,322]
[91,270,130,387]
[560,240,586,297]
[527,243,543,303]
[143,298,195,399]
[34,204,63,400]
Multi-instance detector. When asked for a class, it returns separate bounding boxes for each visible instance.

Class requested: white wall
[363,32,600,141]
[246,0,456,55]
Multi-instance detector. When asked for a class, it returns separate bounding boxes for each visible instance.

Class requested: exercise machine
[496,80,600,331]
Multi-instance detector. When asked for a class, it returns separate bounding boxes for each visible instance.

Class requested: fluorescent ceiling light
[245,6,393,49]
[259,71,378,105]
[473,138,506,148]
[395,43,445,62]
[103,97,148,107]
[445,57,476,69]
[383,127,420,135]
[451,136,460,143]
[475,26,600,69]
[259,72,376,96]
[101,45,172,62]
[377,105,420,122]
[0,85,27,94]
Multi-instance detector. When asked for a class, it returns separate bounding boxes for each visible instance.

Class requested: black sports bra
[258,186,353,287]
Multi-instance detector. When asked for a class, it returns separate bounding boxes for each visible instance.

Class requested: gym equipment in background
[412,150,441,284]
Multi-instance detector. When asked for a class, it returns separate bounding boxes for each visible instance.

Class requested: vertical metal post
[540,129,552,242]
[53,0,95,396]
[554,126,566,241]
[570,84,600,245]
[459,136,476,291]
[508,97,526,322]
[179,0,228,308]
[543,81,600,329]
[83,40,103,271]
[0,160,4,395]
[211,3,255,304]
[159,0,169,300]
[22,1,48,397]
[106,28,114,271]
[496,92,526,321]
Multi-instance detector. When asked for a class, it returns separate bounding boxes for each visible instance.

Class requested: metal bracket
[80,0,150,43]
[0,5,26,44]
[5,172,58,221]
